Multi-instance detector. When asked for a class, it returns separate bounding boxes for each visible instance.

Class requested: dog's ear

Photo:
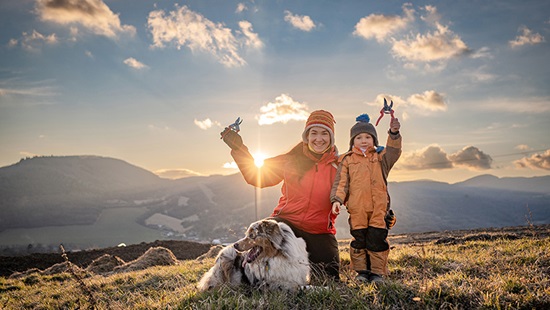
[276,222,298,248]
[278,222,294,237]
[220,257,234,282]
[267,222,284,249]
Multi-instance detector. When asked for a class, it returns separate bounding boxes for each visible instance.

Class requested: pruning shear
[375,98,395,126]
[220,117,243,139]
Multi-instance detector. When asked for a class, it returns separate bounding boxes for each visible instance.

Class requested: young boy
[330,113,401,283]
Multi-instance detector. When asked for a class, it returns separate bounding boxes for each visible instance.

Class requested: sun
[253,152,267,168]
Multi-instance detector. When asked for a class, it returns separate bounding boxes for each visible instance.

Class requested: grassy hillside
[1,230,548,309]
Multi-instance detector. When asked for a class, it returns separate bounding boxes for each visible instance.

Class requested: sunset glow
[0,1,548,184]
[253,153,266,168]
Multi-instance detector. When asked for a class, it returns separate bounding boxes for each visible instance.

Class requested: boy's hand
[331,202,341,215]
[390,117,400,134]
[385,209,397,229]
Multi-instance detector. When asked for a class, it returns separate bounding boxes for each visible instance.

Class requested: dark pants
[271,217,340,282]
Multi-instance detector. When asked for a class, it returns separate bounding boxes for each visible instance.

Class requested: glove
[220,127,244,150]
[384,209,396,229]
[389,117,400,134]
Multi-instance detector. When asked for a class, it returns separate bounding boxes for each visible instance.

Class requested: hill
[455,173,550,193]
[0,156,169,231]
[1,225,548,309]
[0,156,549,250]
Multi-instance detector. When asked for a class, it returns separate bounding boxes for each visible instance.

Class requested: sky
[0,0,549,184]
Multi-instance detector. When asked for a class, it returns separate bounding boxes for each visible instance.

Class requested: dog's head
[233,219,285,264]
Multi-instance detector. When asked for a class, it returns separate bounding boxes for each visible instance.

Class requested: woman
[220,110,340,281]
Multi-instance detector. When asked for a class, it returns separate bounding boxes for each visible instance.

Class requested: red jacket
[230,143,338,234]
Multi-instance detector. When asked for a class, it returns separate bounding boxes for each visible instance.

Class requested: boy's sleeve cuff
[386,134,402,148]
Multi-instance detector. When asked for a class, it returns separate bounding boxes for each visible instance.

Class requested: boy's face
[307,126,331,153]
[353,133,374,149]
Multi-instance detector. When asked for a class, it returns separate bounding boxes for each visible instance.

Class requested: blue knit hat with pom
[349,114,378,150]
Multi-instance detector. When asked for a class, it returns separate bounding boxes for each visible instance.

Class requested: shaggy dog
[197,219,310,291]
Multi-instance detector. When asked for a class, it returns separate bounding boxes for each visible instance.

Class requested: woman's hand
[220,127,244,150]
[331,202,341,215]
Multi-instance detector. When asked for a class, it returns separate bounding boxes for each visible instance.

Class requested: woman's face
[307,126,331,153]
[353,133,374,149]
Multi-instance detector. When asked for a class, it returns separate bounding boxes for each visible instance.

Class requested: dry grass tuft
[113,246,179,273]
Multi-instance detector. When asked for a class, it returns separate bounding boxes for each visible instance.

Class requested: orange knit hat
[301,110,336,147]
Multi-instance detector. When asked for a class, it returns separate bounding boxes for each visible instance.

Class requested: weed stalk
[60,244,98,310]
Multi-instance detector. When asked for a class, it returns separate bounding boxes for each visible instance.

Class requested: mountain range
[1,156,549,251]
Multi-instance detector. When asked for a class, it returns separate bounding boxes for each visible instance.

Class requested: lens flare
[253,152,266,168]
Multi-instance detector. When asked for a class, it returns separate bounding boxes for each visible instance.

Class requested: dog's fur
[197,219,310,291]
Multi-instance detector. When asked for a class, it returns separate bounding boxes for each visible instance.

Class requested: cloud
[194,118,221,130]
[0,85,55,97]
[147,124,170,131]
[407,90,447,111]
[368,91,447,115]
[239,21,264,49]
[470,46,493,59]
[369,94,407,107]
[392,23,470,62]
[35,0,136,39]
[514,149,550,170]
[223,161,238,169]
[400,145,453,170]
[354,3,414,42]
[8,39,18,48]
[0,78,57,105]
[155,168,203,179]
[354,4,470,67]
[256,94,310,125]
[515,144,531,151]
[449,146,493,170]
[399,145,493,170]
[478,97,550,114]
[148,5,261,68]
[11,30,58,51]
[509,26,545,48]
[420,5,441,25]
[463,65,497,83]
[123,57,148,70]
[284,10,317,32]
[236,3,247,13]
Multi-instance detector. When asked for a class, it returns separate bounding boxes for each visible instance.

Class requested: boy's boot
[350,246,368,282]
[367,249,389,282]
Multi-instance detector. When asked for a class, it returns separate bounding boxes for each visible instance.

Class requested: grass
[1,236,549,309]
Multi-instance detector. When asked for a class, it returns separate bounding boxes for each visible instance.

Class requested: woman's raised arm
[222,128,285,188]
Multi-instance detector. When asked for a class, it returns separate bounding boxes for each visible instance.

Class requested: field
[1,226,549,309]
[0,207,167,249]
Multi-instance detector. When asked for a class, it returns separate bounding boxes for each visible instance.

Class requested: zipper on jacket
[300,164,318,227]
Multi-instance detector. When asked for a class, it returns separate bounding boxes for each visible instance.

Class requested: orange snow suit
[331,132,401,276]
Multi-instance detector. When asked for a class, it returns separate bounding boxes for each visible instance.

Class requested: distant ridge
[455,174,550,193]
[0,155,548,248]
[0,155,164,195]
[0,156,168,231]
